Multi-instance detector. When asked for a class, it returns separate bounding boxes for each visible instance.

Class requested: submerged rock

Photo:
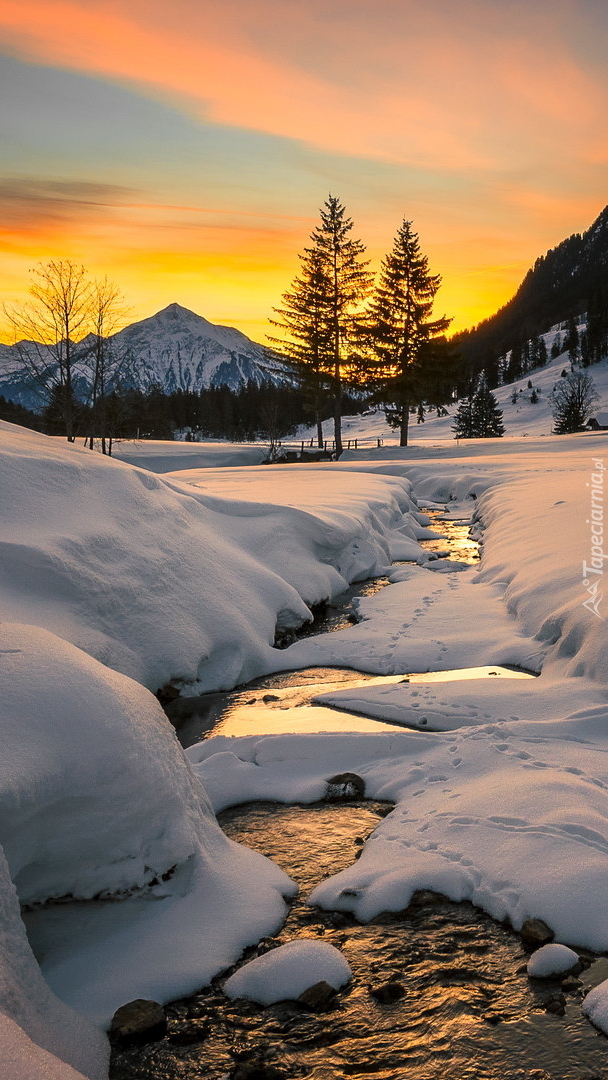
[297,980,338,1011]
[368,980,406,1003]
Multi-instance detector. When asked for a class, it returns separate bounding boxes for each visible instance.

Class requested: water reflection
[177,670,408,747]
[418,508,481,566]
[177,666,535,748]
[218,802,608,1080]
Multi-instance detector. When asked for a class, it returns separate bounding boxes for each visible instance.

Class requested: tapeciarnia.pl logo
[582,458,606,619]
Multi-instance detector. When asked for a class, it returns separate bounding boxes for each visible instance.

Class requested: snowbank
[3,416,608,1069]
[0,423,415,693]
[190,434,608,958]
[0,621,295,1032]
[111,438,266,472]
[0,843,108,1080]
[0,623,211,905]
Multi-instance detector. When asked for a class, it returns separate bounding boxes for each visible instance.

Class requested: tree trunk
[333,408,342,457]
[316,410,324,448]
[333,376,343,458]
[399,401,410,447]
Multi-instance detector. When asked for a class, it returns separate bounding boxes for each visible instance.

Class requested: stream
[110,508,608,1080]
[173,509,485,749]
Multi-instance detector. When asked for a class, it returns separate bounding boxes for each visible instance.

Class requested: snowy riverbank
[1,422,608,1076]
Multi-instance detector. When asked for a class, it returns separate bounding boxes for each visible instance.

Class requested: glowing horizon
[1,0,607,345]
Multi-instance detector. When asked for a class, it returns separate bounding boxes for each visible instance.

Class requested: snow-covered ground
[2,397,608,1076]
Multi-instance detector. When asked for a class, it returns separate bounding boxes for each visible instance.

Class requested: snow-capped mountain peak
[110,304,285,394]
[0,304,287,408]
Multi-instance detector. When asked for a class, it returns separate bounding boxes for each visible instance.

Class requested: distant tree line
[0,395,46,432]
[2,380,365,447]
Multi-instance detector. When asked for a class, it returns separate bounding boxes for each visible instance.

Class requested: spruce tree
[364,219,452,446]
[505,341,523,382]
[563,315,580,363]
[452,397,474,438]
[270,247,332,447]
[585,285,608,365]
[470,373,505,437]
[309,196,372,455]
[550,334,562,359]
[453,374,505,439]
[271,196,371,455]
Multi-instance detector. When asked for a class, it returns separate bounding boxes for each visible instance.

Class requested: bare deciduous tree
[82,278,130,454]
[551,370,599,433]
[5,261,129,448]
[5,260,94,441]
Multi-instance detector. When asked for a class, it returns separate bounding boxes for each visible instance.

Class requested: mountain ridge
[455,204,608,374]
[0,303,287,409]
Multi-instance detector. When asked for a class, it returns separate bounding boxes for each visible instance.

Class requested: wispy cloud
[0,178,138,233]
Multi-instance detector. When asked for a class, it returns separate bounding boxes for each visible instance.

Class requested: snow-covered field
[2,399,608,1077]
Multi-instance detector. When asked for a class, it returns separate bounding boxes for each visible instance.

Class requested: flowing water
[111,800,608,1080]
[111,508,608,1079]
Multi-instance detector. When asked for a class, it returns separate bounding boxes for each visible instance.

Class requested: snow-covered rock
[583,977,608,1034]
[223,939,351,1005]
[526,944,580,978]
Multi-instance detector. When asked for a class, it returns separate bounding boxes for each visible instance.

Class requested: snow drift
[0,423,415,693]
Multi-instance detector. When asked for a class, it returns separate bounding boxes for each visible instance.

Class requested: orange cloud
[0,188,307,342]
[3,0,605,173]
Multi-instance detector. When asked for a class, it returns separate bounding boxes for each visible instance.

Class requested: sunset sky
[1,0,608,343]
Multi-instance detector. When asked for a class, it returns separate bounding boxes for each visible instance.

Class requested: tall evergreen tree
[504,341,523,383]
[470,373,505,437]
[563,315,580,364]
[271,195,371,456]
[270,247,332,447]
[309,196,372,455]
[452,396,475,439]
[364,219,452,446]
[585,285,608,366]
